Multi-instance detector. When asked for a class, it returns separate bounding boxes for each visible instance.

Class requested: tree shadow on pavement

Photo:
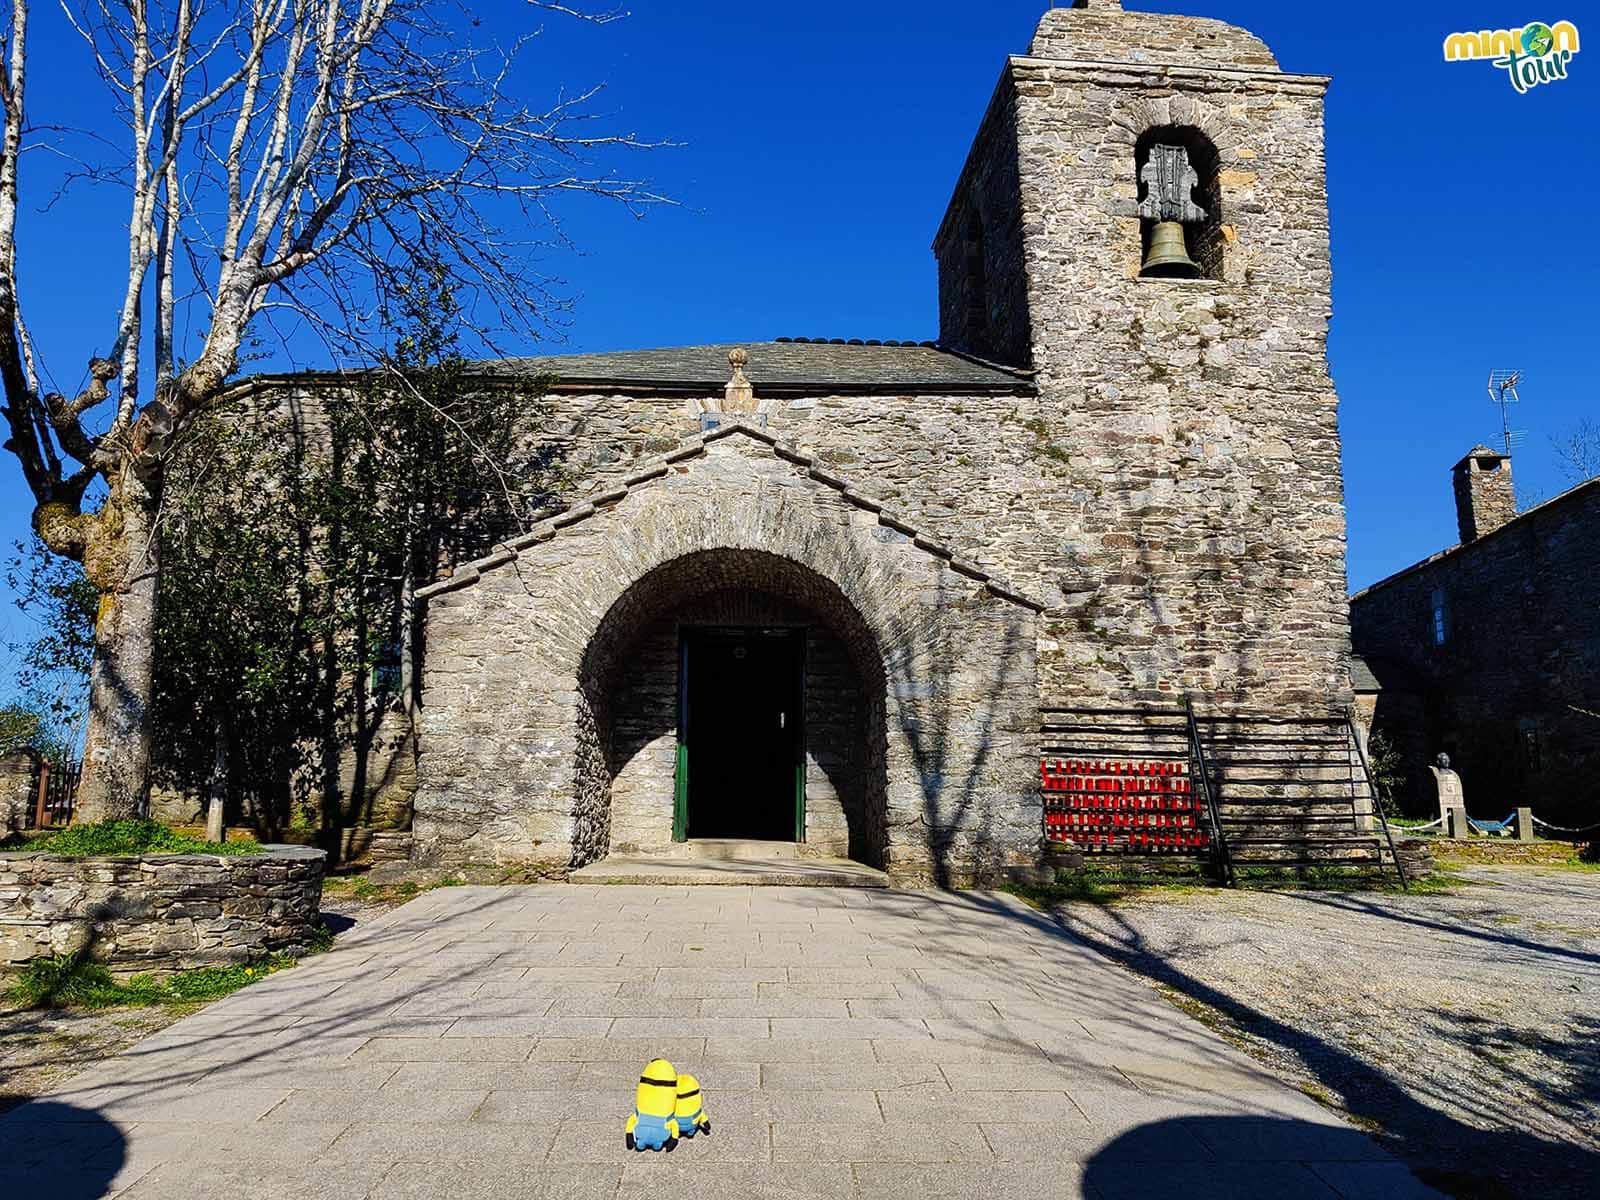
[0,1100,128,1199]
[969,889,1600,1200]
[1287,889,1600,969]
[1082,1114,1448,1200]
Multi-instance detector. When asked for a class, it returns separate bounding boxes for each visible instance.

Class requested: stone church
[400,0,1361,885]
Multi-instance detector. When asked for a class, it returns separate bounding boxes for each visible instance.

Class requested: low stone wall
[0,844,326,976]
[1394,839,1436,880]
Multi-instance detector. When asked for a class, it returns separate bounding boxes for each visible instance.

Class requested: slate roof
[1351,472,1600,601]
[1351,655,1423,694]
[415,421,1045,611]
[483,341,1034,395]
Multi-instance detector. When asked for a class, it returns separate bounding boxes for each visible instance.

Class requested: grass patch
[322,870,469,906]
[6,952,294,1011]
[6,915,336,1011]
[25,819,261,858]
[1002,870,1212,908]
[1004,864,1471,905]
[1432,838,1597,870]
[1232,865,1468,895]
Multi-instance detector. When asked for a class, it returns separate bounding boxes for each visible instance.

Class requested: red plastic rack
[1041,758,1210,853]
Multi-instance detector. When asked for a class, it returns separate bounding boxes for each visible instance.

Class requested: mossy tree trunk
[74,472,163,823]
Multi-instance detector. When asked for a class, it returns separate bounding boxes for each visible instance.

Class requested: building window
[370,639,403,698]
[1431,587,1449,646]
[963,210,990,353]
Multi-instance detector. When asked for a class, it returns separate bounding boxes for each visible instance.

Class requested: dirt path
[1047,866,1600,1200]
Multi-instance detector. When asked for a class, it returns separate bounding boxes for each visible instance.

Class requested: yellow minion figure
[625,1058,681,1152]
[673,1073,711,1139]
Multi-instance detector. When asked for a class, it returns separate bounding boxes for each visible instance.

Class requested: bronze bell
[1141,220,1201,279]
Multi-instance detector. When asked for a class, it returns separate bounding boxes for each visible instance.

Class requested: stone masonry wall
[1,751,36,837]
[1027,1,1280,71]
[0,845,327,975]
[1351,481,1600,824]
[935,79,1031,367]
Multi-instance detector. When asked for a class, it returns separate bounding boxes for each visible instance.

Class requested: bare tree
[1552,419,1600,485]
[0,0,663,821]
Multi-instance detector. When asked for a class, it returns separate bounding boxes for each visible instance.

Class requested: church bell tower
[935,0,1351,713]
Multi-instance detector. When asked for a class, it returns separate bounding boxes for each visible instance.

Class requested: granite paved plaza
[2,886,1443,1198]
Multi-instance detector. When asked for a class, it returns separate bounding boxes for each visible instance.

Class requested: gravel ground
[0,1005,182,1114]
[1047,866,1600,1200]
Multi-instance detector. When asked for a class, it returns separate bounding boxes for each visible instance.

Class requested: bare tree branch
[1552,420,1600,486]
[0,0,668,817]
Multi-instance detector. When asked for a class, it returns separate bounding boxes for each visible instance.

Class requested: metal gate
[33,760,82,828]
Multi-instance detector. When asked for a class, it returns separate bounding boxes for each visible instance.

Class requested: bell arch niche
[577,549,890,866]
[1135,125,1224,280]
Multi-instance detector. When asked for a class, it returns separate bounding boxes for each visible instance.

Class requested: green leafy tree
[0,703,40,756]
[1365,731,1407,819]
[151,405,330,831]
[4,537,96,760]
[150,273,563,835]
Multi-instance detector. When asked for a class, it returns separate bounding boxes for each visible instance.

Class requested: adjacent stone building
[1351,449,1600,824]
[394,1,1360,884]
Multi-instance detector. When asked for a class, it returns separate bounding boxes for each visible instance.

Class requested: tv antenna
[1486,370,1526,458]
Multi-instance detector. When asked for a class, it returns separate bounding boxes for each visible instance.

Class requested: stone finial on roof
[724,347,756,413]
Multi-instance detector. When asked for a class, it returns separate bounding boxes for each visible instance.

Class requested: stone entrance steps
[669,838,800,861]
[1205,717,1391,873]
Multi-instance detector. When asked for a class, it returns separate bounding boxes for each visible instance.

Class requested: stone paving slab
[3,884,1445,1198]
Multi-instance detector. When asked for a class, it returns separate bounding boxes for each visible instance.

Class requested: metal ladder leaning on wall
[1190,705,1406,888]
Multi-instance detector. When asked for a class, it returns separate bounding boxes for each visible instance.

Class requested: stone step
[568,855,889,888]
[675,838,800,861]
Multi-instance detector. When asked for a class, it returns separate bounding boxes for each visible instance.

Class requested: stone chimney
[1452,445,1516,543]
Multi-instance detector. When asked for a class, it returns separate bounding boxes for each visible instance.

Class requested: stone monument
[1429,753,1469,836]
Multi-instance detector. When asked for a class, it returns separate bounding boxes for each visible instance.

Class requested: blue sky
[2,1,1596,664]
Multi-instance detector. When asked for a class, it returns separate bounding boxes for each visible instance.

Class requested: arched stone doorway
[414,425,1044,885]
[576,549,889,866]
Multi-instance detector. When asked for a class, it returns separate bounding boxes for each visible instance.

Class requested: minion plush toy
[625,1059,681,1152]
[674,1073,711,1139]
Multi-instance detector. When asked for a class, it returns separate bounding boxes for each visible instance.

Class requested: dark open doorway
[678,627,804,842]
